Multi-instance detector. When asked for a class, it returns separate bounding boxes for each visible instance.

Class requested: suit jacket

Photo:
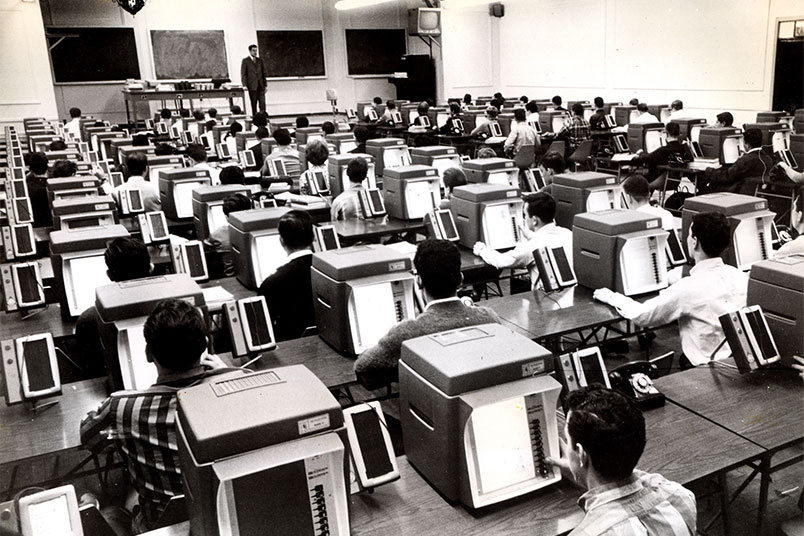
[635,140,689,182]
[702,149,774,194]
[240,56,266,92]
[258,253,315,342]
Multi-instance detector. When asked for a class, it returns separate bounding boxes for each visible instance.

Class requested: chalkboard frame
[257,30,327,79]
[344,29,407,77]
[150,30,229,80]
[46,27,141,83]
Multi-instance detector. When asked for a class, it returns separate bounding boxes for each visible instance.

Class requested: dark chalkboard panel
[257,30,326,78]
[151,30,228,80]
[47,27,140,83]
[345,29,407,76]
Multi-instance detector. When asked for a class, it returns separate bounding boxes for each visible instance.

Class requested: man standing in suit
[240,44,266,116]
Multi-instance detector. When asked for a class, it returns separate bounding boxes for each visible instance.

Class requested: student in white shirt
[667,99,686,120]
[525,100,540,124]
[185,143,220,186]
[473,192,573,290]
[630,103,660,124]
[594,212,748,369]
[621,174,674,230]
[504,108,539,158]
[64,107,82,140]
[114,152,161,212]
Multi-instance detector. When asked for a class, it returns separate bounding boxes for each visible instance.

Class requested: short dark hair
[154,143,175,156]
[629,98,639,106]
[347,157,368,184]
[417,101,430,116]
[230,105,243,115]
[353,126,369,143]
[305,139,329,167]
[278,209,313,250]
[449,102,461,115]
[252,111,269,128]
[414,240,462,299]
[520,95,529,103]
[526,100,539,113]
[386,100,396,110]
[193,110,205,121]
[272,127,292,146]
[144,299,207,371]
[463,93,472,104]
[222,193,251,216]
[186,143,207,162]
[321,121,335,135]
[621,174,650,202]
[248,44,257,51]
[132,134,150,147]
[219,165,245,185]
[442,167,466,192]
[594,97,604,108]
[295,116,309,128]
[690,212,731,257]
[540,151,566,174]
[477,147,496,159]
[373,96,383,105]
[571,103,584,117]
[743,128,763,150]
[208,108,218,118]
[485,106,499,119]
[255,126,270,139]
[525,192,556,223]
[552,95,562,106]
[566,386,646,481]
[52,159,77,178]
[671,99,683,110]
[228,122,243,136]
[180,108,190,118]
[637,102,649,113]
[69,107,81,118]
[104,237,150,282]
[489,98,503,111]
[665,122,680,138]
[493,92,503,100]
[48,140,67,151]
[716,112,734,126]
[514,108,526,122]
[29,152,49,175]
[125,152,148,177]
[160,108,172,120]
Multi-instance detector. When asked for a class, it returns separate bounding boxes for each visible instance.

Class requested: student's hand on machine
[593,287,615,304]
[791,355,804,379]
[92,166,107,182]
[545,436,574,480]
[201,353,228,370]
[473,241,488,256]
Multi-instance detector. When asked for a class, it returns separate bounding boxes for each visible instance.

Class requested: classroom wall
[35,0,431,124]
[442,0,803,128]
[0,0,59,125]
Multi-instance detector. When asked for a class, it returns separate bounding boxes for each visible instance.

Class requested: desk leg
[718,472,731,536]
[756,455,771,536]
[124,98,131,126]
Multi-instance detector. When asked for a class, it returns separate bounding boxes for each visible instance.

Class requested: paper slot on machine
[137,211,170,244]
[172,240,209,281]
[719,305,781,373]
[2,223,36,260]
[1,262,46,312]
[1,332,60,407]
[314,225,341,252]
[553,347,610,398]
[343,401,400,493]
[358,189,387,218]
[222,296,277,357]
[424,209,460,242]
[533,246,576,291]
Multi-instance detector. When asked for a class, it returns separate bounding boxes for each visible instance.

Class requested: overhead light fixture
[334,0,398,10]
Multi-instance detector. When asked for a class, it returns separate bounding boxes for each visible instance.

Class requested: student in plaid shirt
[556,102,592,153]
[80,299,237,532]
[548,386,696,536]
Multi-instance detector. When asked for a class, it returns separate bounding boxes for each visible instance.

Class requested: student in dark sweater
[633,121,689,189]
[701,128,773,195]
[350,126,369,155]
[258,209,315,342]
[354,239,500,390]
[25,151,52,227]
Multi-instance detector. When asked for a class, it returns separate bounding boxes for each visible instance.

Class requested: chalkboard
[47,27,140,83]
[257,31,326,78]
[151,30,229,80]
[345,29,406,76]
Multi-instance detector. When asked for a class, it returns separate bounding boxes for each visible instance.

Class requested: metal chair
[513,144,537,170]
[568,139,594,171]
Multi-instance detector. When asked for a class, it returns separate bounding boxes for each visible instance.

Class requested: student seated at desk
[551,95,566,112]
[538,150,567,194]
[588,97,610,131]
[631,103,659,124]
[330,157,369,221]
[504,108,539,157]
[440,166,467,210]
[700,128,773,195]
[526,99,540,123]
[376,100,396,125]
[632,121,689,190]
[555,103,591,154]
[461,93,473,111]
[715,111,734,128]
[258,210,316,342]
[410,101,431,131]
[159,108,173,127]
[301,139,330,196]
[48,139,68,151]
[186,143,220,185]
[439,102,464,135]
[350,126,369,154]
[80,299,236,533]
[371,96,384,116]
[476,146,497,159]
[777,192,804,256]
[204,107,218,132]
[208,193,251,278]
[594,212,748,368]
[192,109,205,123]
[354,239,500,390]
[547,386,696,536]
[75,237,153,382]
[321,120,336,136]
[260,128,301,178]
[296,115,309,129]
[52,158,78,178]
[114,152,161,212]
[64,106,82,139]
[252,126,270,169]
[174,109,190,132]
[473,192,573,289]
[470,105,500,139]
[621,174,674,230]
[26,151,52,227]
[519,95,529,106]
[219,164,246,186]
[252,111,268,134]
[667,99,686,120]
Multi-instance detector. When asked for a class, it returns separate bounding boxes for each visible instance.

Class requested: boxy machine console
[191,185,251,241]
[382,165,441,220]
[177,365,350,536]
[681,193,773,271]
[573,210,669,296]
[158,167,212,219]
[229,207,292,289]
[327,153,377,198]
[365,138,411,178]
[410,146,462,186]
[95,274,204,391]
[311,245,415,355]
[747,254,804,361]
[449,183,523,250]
[399,323,562,508]
[462,158,518,186]
[553,172,622,229]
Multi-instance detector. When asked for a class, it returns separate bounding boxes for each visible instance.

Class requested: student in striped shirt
[80,299,237,532]
[548,386,697,536]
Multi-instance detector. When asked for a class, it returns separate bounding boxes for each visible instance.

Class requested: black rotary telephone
[608,361,665,410]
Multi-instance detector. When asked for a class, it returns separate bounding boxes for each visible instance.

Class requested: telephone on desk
[608,361,666,410]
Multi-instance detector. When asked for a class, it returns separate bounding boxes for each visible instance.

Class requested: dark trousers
[247,88,266,115]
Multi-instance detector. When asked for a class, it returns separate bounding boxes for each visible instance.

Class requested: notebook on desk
[485,136,507,144]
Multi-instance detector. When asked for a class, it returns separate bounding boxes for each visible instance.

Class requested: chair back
[513,144,537,170]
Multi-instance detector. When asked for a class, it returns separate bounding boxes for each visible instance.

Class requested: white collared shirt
[605,257,748,365]
[112,175,161,212]
[635,203,675,231]
[631,112,661,124]
[424,296,462,312]
[194,162,221,186]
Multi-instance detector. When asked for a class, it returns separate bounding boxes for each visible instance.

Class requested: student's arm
[780,162,804,184]
[594,282,685,328]
[473,241,529,270]
[79,396,115,454]
[354,322,412,390]
[503,128,518,152]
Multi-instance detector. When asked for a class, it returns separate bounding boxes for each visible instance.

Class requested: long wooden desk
[330,217,426,244]
[122,88,246,127]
